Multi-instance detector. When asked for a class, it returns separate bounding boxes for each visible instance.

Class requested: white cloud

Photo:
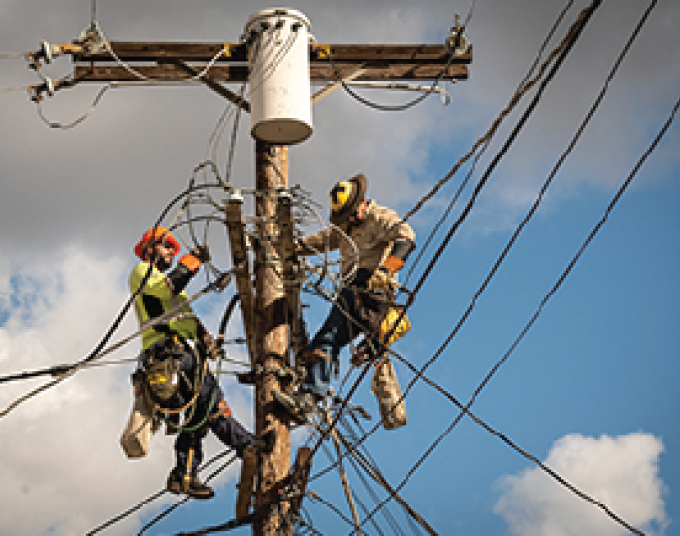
[0,247,251,535]
[494,433,668,536]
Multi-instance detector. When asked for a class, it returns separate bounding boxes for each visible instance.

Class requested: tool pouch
[143,338,182,404]
[371,355,407,430]
[120,387,159,458]
[378,306,410,346]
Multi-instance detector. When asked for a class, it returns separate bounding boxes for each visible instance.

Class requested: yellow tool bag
[120,389,159,459]
[378,306,411,346]
[371,355,407,430]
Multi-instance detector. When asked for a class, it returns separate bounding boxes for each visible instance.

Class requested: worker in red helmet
[129,226,275,500]
[274,174,416,423]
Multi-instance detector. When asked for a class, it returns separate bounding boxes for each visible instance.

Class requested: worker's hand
[191,244,211,263]
[368,267,393,292]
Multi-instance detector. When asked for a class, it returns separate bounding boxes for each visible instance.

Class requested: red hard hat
[134,226,180,259]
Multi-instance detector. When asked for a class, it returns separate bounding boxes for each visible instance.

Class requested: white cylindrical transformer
[245,8,313,145]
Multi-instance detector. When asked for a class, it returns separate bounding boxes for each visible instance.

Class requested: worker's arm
[373,205,416,274]
[166,245,211,294]
[296,228,341,256]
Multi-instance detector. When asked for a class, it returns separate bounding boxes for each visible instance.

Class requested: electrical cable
[86,450,235,535]
[36,82,112,129]
[326,44,453,113]
[346,28,676,536]
[0,357,138,384]
[463,0,480,28]
[312,0,601,480]
[94,21,226,83]
[397,0,656,423]
[292,3,660,532]
[335,420,413,536]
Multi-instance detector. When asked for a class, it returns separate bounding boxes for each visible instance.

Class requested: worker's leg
[174,431,203,475]
[207,388,254,457]
[168,432,213,499]
[303,288,361,397]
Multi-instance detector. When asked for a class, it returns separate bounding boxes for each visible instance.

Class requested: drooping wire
[94,21,226,83]
[326,45,455,113]
[37,83,112,129]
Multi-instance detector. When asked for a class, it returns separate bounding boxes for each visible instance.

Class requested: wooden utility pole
[254,141,290,536]
[32,14,471,534]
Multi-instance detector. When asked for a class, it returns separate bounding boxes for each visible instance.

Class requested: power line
[302,0,658,532]
[352,30,675,536]
[313,0,603,485]
[0,357,138,384]
[400,0,658,428]
[349,3,669,533]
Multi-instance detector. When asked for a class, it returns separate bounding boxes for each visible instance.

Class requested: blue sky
[0,1,678,535]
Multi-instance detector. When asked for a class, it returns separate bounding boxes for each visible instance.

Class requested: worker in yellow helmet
[274,174,416,423]
[129,226,275,500]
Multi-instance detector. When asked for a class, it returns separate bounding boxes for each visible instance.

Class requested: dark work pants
[172,350,253,476]
[304,287,364,397]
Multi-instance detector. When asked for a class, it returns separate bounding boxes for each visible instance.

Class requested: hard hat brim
[330,173,367,225]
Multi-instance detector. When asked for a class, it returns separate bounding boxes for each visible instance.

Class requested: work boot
[252,428,277,454]
[186,474,215,500]
[166,470,214,500]
[166,470,183,494]
[273,389,318,425]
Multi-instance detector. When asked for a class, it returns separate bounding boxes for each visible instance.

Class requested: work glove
[191,244,211,263]
[368,267,393,292]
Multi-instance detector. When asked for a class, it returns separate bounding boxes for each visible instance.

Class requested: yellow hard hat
[329,173,367,225]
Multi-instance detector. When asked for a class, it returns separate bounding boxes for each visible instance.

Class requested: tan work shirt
[301,200,415,283]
